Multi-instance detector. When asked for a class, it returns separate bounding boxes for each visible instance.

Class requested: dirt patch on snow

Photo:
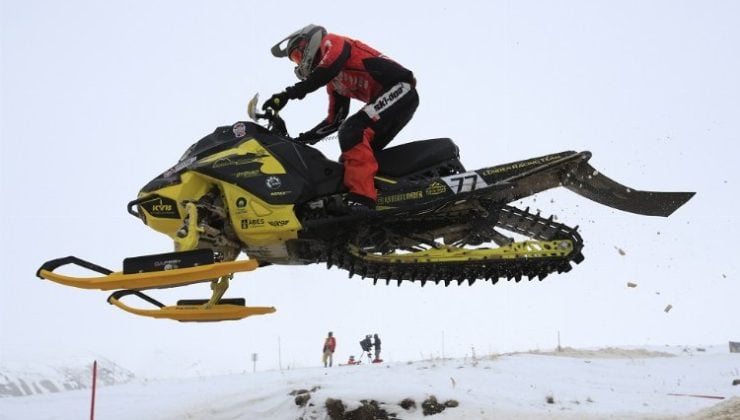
[684,396,740,420]
[523,347,675,359]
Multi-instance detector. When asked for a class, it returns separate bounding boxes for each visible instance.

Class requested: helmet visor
[289,48,303,64]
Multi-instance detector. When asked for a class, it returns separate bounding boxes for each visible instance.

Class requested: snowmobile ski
[36,250,259,291]
[107,290,275,322]
[36,250,273,321]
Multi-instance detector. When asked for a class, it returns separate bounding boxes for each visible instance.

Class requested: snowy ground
[1,346,739,420]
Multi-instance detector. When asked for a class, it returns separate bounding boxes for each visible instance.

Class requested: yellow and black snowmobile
[37,95,694,322]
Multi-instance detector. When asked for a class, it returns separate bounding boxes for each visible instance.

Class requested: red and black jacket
[285,33,415,142]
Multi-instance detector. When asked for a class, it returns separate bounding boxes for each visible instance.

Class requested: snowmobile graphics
[37,96,694,322]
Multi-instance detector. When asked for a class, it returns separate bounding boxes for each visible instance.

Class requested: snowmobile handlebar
[254,108,292,139]
[254,110,323,146]
[246,93,304,143]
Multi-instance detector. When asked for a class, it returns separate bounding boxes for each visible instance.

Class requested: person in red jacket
[322,331,336,367]
[264,24,419,212]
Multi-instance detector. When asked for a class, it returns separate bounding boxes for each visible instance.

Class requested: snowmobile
[37,95,694,322]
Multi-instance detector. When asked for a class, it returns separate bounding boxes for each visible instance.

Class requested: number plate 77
[442,172,487,194]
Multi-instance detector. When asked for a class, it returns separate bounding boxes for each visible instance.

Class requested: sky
[1,0,739,376]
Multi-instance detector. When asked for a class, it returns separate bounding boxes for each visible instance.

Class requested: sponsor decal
[232,122,247,138]
[364,82,410,121]
[212,153,268,168]
[268,220,290,227]
[140,196,180,219]
[240,218,265,229]
[377,191,423,205]
[333,73,370,94]
[442,173,487,194]
[270,191,292,197]
[154,258,182,270]
[234,169,261,179]
[425,182,447,196]
[236,197,247,208]
[265,176,282,190]
[481,155,562,177]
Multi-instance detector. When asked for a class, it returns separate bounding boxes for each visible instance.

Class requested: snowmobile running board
[36,250,276,322]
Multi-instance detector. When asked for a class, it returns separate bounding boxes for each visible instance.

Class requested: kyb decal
[140,196,180,219]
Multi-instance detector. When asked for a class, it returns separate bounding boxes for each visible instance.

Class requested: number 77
[449,174,478,193]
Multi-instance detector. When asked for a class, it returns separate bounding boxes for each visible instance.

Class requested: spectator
[322,331,336,367]
[359,334,373,362]
[373,334,382,362]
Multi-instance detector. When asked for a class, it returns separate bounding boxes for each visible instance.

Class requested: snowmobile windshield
[177,129,235,163]
[178,122,270,163]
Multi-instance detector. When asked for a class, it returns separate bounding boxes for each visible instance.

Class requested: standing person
[359,334,373,363]
[264,24,419,212]
[322,331,336,367]
[373,333,382,362]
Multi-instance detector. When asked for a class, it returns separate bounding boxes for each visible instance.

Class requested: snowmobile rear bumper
[495,151,694,217]
[563,157,695,217]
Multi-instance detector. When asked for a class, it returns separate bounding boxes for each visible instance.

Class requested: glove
[262,92,289,112]
[298,130,326,145]
[296,131,317,144]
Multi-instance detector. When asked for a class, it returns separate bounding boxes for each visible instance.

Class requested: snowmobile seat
[376,138,463,178]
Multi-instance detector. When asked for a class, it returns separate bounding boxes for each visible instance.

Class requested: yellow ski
[107,290,275,322]
[36,251,275,322]
[37,256,258,291]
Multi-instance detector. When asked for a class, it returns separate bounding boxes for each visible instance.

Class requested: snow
[2,346,738,420]
[0,356,134,398]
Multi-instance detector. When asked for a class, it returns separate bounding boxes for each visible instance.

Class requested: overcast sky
[2,0,739,375]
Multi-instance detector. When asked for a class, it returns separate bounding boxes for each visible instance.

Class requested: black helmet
[271,24,327,80]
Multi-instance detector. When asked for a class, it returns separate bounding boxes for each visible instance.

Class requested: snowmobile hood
[141,122,270,193]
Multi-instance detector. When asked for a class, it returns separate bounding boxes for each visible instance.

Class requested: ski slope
[2,346,738,420]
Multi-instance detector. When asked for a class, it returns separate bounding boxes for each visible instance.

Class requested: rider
[263,24,419,212]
